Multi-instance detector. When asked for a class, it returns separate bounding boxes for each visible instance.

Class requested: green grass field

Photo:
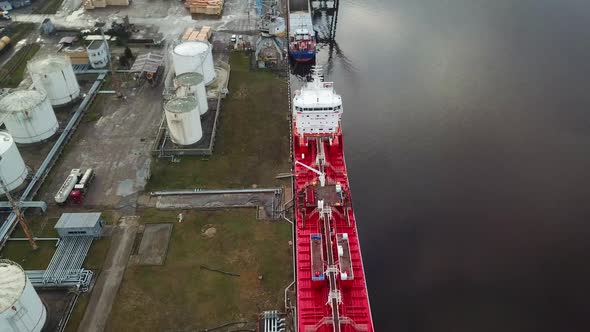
[7,23,37,44]
[0,43,40,88]
[147,53,291,190]
[106,208,292,331]
[33,0,64,14]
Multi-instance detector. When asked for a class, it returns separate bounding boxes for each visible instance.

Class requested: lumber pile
[181,26,213,42]
[184,0,223,16]
[63,47,89,65]
[83,0,129,10]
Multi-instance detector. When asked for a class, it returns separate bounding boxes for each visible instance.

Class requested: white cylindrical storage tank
[173,72,208,115]
[172,41,216,85]
[27,55,81,107]
[164,97,203,146]
[0,90,59,144]
[0,260,47,332]
[0,132,28,194]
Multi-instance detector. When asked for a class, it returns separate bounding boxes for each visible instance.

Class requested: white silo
[0,132,28,194]
[0,260,47,332]
[0,90,59,144]
[172,41,217,85]
[28,55,81,107]
[164,97,203,145]
[174,72,208,115]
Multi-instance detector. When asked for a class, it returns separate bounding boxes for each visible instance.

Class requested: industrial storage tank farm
[0,90,59,144]
[27,55,81,107]
[0,132,29,194]
[164,96,203,146]
[172,41,217,85]
[174,72,208,114]
[0,260,47,332]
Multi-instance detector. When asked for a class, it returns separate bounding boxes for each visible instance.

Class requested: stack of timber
[184,0,223,16]
[181,26,213,42]
[84,0,129,9]
[63,46,89,64]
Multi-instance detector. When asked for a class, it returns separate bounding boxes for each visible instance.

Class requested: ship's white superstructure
[292,68,343,136]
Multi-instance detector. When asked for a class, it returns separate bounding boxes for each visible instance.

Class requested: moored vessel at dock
[292,68,374,331]
[288,0,316,62]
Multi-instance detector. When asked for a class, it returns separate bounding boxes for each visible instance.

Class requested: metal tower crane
[0,159,37,250]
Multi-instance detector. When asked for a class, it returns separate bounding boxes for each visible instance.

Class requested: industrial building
[54,212,104,238]
[87,40,109,69]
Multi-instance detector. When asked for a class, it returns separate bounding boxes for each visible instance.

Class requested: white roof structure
[130,53,164,74]
[28,55,71,74]
[0,260,26,313]
[55,212,102,229]
[174,41,209,57]
[0,90,47,114]
[293,72,342,108]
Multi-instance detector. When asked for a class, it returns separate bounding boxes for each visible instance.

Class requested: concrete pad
[136,223,172,266]
[39,82,162,210]
[145,191,281,219]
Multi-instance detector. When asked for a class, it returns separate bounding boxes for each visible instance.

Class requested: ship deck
[290,0,309,12]
[293,134,374,331]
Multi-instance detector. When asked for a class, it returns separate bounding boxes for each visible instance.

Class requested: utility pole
[0,158,37,250]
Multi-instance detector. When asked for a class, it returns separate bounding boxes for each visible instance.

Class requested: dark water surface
[305,0,590,330]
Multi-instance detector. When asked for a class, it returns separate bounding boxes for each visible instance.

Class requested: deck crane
[295,160,326,187]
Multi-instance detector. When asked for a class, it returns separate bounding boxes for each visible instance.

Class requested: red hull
[293,132,374,331]
[294,57,315,63]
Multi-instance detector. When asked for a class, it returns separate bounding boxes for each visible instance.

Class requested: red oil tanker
[292,68,374,331]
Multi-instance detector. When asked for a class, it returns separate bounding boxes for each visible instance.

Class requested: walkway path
[77,216,139,332]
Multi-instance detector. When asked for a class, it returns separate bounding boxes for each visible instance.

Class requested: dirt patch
[234,83,248,99]
[202,226,217,238]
